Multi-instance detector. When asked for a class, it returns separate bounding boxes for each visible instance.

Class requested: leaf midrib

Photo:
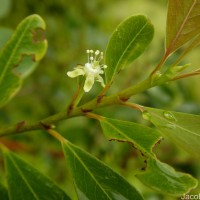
[167,0,197,52]
[102,119,155,158]
[7,154,40,200]
[65,142,112,200]
[0,18,33,85]
[109,19,149,81]
[150,111,200,137]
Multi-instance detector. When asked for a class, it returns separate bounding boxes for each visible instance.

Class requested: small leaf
[166,0,200,54]
[62,140,144,200]
[0,182,9,200]
[105,15,154,83]
[99,117,161,157]
[0,14,47,108]
[3,149,71,200]
[144,107,200,156]
[136,159,198,197]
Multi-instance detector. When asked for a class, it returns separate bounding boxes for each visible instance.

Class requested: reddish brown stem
[119,101,144,112]
[150,50,171,76]
[173,69,200,81]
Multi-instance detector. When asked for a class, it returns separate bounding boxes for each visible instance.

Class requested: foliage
[62,139,143,200]
[3,147,70,200]
[105,15,154,83]
[0,0,200,199]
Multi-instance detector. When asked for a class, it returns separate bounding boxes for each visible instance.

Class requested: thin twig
[119,101,144,112]
[67,82,84,115]
[150,50,170,76]
[0,76,166,137]
[172,69,200,81]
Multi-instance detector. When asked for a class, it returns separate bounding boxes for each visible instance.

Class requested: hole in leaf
[32,28,46,43]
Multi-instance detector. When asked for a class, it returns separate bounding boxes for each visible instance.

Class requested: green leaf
[144,107,200,156]
[14,56,38,78]
[105,15,154,83]
[96,115,198,196]
[0,14,47,108]
[0,28,38,79]
[136,159,198,197]
[166,0,200,54]
[99,117,161,157]
[3,149,71,200]
[62,140,144,200]
[0,182,9,200]
[0,28,37,79]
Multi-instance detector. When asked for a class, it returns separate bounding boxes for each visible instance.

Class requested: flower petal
[67,68,85,78]
[96,75,105,87]
[84,75,95,92]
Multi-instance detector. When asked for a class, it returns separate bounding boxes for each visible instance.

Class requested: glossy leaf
[166,0,200,53]
[144,107,200,156]
[136,159,198,196]
[105,15,154,83]
[3,149,71,200]
[0,182,9,200]
[0,14,47,108]
[62,140,144,200]
[99,117,161,157]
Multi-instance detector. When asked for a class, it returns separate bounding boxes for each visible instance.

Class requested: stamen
[101,52,103,59]
[94,50,99,60]
[88,50,94,63]
[95,50,100,55]
[86,50,90,62]
[98,52,104,61]
[103,65,107,69]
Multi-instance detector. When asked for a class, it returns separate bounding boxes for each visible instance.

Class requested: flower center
[85,63,100,74]
[85,49,107,76]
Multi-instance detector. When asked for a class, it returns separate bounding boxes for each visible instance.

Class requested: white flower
[67,49,107,92]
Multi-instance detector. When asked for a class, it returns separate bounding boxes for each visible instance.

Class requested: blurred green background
[0,0,200,199]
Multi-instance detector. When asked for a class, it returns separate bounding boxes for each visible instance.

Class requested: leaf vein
[103,119,154,158]
[112,20,149,80]
[65,142,112,200]
[0,17,33,85]
[167,0,197,52]
[151,112,200,137]
[8,154,40,200]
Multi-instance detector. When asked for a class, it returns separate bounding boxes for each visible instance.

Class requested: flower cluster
[67,50,107,92]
